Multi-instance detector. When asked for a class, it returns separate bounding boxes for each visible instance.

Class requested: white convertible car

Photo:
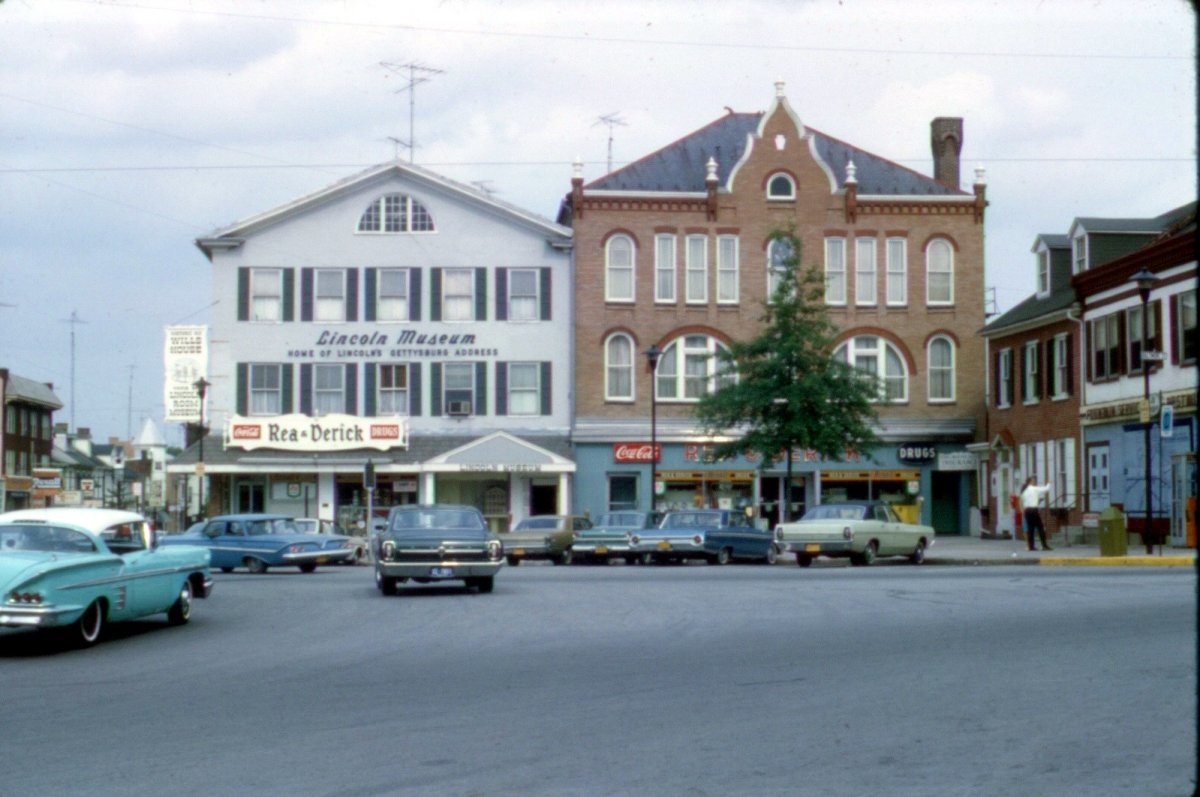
[774,501,934,567]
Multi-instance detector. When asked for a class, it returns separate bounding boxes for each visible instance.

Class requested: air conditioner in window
[447,400,472,417]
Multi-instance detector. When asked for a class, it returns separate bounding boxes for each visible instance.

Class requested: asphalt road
[1,562,1195,796]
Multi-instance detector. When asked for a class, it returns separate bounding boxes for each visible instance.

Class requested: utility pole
[61,311,87,431]
[127,365,135,439]
[594,113,628,174]
[380,61,445,163]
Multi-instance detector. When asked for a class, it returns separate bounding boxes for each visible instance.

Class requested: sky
[0,0,1195,448]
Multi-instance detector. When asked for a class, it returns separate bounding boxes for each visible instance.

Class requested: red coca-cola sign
[613,443,661,463]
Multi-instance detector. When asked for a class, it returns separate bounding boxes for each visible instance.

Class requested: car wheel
[555,548,573,566]
[506,555,520,567]
[298,563,317,574]
[375,568,398,596]
[852,541,879,567]
[470,576,495,594]
[69,600,105,647]
[714,547,732,565]
[219,567,234,574]
[909,540,927,565]
[764,545,778,565]
[245,558,268,574]
[166,579,193,626]
[639,553,655,566]
[624,555,639,566]
[796,554,813,568]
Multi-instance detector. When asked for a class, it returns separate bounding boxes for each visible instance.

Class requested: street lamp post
[194,377,210,521]
[645,345,661,514]
[1131,268,1159,555]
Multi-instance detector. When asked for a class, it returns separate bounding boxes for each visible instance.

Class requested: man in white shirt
[1020,478,1053,551]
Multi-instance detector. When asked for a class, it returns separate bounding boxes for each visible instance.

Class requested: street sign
[1161,404,1174,438]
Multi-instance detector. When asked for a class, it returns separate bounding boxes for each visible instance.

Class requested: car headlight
[381,540,396,561]
[774,526,784,541]
[630,535,640,545]
[487,540,503,562]
[842,526,853,540]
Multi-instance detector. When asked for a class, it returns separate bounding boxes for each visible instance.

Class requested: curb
[1039,556,1195,568]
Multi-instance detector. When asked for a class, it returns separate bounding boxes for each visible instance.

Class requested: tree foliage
[694,226,880,465]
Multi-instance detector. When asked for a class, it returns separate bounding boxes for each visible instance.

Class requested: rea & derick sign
[224,413,408,452]
[613,443,661,463]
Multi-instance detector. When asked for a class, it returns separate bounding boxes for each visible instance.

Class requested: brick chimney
[931,117,963,190]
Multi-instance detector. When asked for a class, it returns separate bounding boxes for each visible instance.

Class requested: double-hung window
[767,238,793,298]
[250,268,282,322]
[313,364,344,416]
[442,268,475,322]
[855,237,877,306]
[507,268,539,322]
[716,235,739,303]
[507,363,540,415]
[1051,334,1070,398]
[655,234,677,303]
[886,238,907,305]
[926,240,953,305]
[685,235,707,303]
[1127,302,1158,372]
[1022,341,1040,403]
[927,337,954,402]
[376,268,409,322]
[378,364,408,415]
[605,235,634,302]
[825,238,846,305]
[250,364,282,415]
[996,349,1013,408]
[605,334,633,401]
[1177,290,1197,363]
[444,363,474,414]
[1090,314,1121,380]
[315,269,346,322]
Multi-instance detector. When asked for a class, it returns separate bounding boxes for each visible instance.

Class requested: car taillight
[487,540,502,561]
[10,591,43,604]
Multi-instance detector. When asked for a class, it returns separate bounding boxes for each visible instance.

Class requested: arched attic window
[357,193,435,233]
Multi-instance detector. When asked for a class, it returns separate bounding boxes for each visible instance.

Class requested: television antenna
[593,112,628,174]
[380,61,445,163]
[60,310,87,431]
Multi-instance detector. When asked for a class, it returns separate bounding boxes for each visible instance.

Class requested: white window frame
[886,237,907,306]
[1051,333,1069,399]
[716,235,739,304]
[376,268,409,322]
[1022,341,1040,404]
[767,238,793,298]
[766,172,796,200]
[377,364,409,416]
[1036,248,1051,297]
[927,336,955,403]
[443,362,475,413]
[315,269,346,323]
[655,234,677,303]
[997,348,1013,408]
[685,235,708,304]
[507,268,539,322]
[604,333,634,402]
[1090,314,1120,381]
[855,237,877,306]
[313,363,345,417]
[926,239,954,306]
[1126,303,1157,373]
[249,364,282,416]
[442,268,475,323]
[507,362,540,416]
[605,234,635,303]
[357,193,435,234]
[655,335,735,402]
[250,268,282,322]
[1072,233,1088,275]
[824,237,847,305]
[1050,437,1077,509]
[835,335,908,403]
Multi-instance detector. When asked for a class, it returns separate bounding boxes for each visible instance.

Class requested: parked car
[503,514,592,566]
[372,504,503,595]
[570,511,662,564]
[629,508,777,565]
[0,508,213,647]
[295,518,369,565]
[161,513,355,573]
[774,501,934,566]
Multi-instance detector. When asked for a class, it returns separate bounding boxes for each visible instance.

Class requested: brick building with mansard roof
[561,81,988,533]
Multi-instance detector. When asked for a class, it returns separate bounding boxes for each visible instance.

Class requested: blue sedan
[629,509,778,565]
[0,508,213,647]
[161,513,355,573]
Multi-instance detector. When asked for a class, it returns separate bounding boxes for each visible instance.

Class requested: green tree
[694,226,880,521]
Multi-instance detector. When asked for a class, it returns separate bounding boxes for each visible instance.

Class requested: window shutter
[495,268,508,321]
[282,269,295,322]
[236,363,248,415]
[1153,300,1163,366]
[409,269,422,321]
[474,361,487,416]
[364,364,377,416]
[1006,354,1014,406]
[475,268,488,321]
[1117,314,1127,374]
[300,364,313,415]
[1065,334,1074,396]
[1019,346,1026,399]
[430,268,442,322]
[1169,294,1179,364]
[345,268,357,321]
[1085,322,1094,383]
[1037,341,1045,398]
[300,268,314,322]
[540,361,552,415]
[409,363,422,416]
[495,362,508,415]
[540,268,552,321]
[237,268,250,321]
[344,363,358,415]
[281,364,294,413]
[364,269,377,322]
[430,363,442,416]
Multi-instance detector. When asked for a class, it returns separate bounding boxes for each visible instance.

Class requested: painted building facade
[561,82,988,532]
[168,161,575,532]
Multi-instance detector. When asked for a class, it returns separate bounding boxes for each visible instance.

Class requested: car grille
[388,548,490,563]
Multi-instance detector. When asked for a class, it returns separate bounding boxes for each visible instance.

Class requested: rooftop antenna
[385,136,406,160]
[984,286,998,317]
[60,310,87,431]
[380,61,445,163]
[127,364,135,439]
[593,112,628,174]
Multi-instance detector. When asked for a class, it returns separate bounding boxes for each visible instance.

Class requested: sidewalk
[925,535,1197,568]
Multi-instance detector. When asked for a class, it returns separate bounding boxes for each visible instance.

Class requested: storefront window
[608,474,639,511]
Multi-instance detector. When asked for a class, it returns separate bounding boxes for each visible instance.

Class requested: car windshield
[802,504,869,521]
[514,517,563,531]
[388,509,485,533]
[0,523,97,554]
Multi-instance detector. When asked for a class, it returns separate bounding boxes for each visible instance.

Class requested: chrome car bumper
[376,560,503,578]
[778,540,854,555]
[571,541,632,555]
[0,604,81,629]
[281,549,354,564]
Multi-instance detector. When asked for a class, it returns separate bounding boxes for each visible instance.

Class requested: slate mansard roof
[585,111,966,197]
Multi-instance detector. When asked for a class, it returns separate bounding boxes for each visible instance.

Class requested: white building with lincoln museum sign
[166,160,575,533]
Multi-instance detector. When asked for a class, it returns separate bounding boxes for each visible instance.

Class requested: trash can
[1098,506,1128,557]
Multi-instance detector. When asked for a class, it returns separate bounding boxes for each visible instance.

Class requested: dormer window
[357,193,435,233]
[1072,233,1087,274]
[1036,248,1051,296]
[766,173,795,200]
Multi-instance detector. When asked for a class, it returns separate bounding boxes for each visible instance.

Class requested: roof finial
[706,157,718,183]
[845,159,857,184]
[775,78,786,98]
[573,157,583,179]
[974,163,987,186]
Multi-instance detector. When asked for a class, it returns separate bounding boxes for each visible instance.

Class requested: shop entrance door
[530,484,557,516]
[1171,452,1196,547]
[237,481,265,513]
[930,472,959,534]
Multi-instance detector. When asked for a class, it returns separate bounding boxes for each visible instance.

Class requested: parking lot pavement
[924,535,1196,568]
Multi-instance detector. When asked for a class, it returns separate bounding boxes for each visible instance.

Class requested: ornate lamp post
[1131,268,1159,554]
[645,344,661,514]
[194,377,210,520]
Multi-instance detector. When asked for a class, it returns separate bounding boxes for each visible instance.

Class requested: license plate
[513,548,526,557]
[430,567,455,578]
[657,541,672,551]
[595,546,609,555]
[804,544,821,554]
[317,556,329,564]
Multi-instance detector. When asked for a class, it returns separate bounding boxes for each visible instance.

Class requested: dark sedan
[372,505,504,595]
